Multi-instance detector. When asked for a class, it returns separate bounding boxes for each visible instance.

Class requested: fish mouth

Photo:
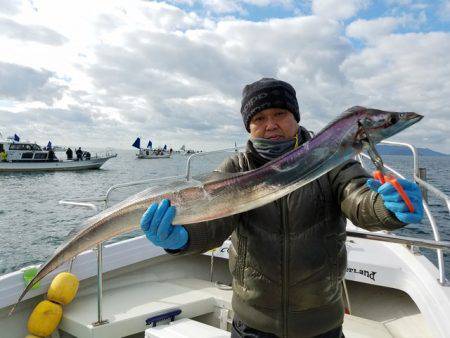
[404,112,423,123]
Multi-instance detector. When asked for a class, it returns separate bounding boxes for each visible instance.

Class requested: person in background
[66,147,73,160]
[76,147,83,161]
[0,145,7,162]
[140,78,424,338]
[48,147,56,161]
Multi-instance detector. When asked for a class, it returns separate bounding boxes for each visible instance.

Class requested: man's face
[249,108,298,140]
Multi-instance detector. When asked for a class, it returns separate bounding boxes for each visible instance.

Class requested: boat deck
[54,254,433,338]
[61,278,232,337]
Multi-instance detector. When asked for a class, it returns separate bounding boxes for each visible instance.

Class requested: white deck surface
[61,278,233,338]
[60,275,433,338]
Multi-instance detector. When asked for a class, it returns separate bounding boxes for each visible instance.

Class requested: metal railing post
[419,168,428,203]
[57,200,111,325]
[342,280,351,315]
[92,243,109,326]
[210,250,215,282]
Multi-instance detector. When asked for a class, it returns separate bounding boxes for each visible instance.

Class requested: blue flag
[132,137,141,149]
[13,134,20,142]
[47,141,52,150]
[147,140,152,149]
[163,144,167,150]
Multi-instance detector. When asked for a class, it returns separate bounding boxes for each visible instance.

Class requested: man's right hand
[140,199,188,250]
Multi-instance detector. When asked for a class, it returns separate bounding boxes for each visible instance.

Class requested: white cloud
[0,17,68,45]
[384,0,429,10]
[312,0,371,20]
[0,0,21,15]
[439,0,450,21]
[0,0,448,153]
[341,32,450,148]
[346,17,400,42]
[0,62,67,104]
[140,2,205,30]
[166,0,296,15]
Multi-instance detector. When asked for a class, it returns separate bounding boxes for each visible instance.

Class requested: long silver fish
[10,106,422,313]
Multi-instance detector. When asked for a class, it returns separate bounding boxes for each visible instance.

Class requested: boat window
[31,144,42,151]
[21,152,33,159]
[0,144,4,152]
[34,153,48,160]
[9,144,33,150]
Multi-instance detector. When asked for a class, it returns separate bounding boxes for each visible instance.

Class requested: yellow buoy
[47,272,79,305]
[27,300,62,337]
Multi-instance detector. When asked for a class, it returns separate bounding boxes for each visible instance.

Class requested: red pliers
[372,169,415,213]
[363,135,415,213]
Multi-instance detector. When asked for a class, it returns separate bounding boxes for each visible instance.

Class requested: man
[76,147,83,161]
[48,147,56,161]
[66,147,73,160]
[140,78,423,338]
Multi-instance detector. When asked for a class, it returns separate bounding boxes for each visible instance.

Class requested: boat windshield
[9,144,42,151]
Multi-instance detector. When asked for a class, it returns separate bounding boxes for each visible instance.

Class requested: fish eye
[388,114,399,125]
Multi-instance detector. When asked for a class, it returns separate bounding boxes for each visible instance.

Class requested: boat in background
[179,144,201,156]
[133,137,172,159]
[0,137,117,172]
[0,141,449,337]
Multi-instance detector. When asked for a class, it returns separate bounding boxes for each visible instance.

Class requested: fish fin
[319,106,368,133]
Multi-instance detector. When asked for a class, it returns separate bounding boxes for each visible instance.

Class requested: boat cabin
[0,141,54,162]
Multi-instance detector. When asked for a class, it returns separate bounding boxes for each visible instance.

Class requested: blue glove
[140,199,188,250]
[366,178,424,224]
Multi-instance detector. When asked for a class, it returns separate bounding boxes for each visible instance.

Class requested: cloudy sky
[0,0,449,152]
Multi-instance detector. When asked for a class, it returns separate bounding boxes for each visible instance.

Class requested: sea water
[0,149,448,276]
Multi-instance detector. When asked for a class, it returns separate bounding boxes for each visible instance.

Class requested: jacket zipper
[281,198,289,338]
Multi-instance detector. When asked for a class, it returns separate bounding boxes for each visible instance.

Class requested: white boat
[0,141,449,338]
[133,137,172,159]
[136,148,172,159]
[0,139,117,172]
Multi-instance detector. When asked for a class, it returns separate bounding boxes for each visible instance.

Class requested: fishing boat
[133,137,172,159]
[0,141,449,337]
[0,138,117,172]
[136,148,171,159]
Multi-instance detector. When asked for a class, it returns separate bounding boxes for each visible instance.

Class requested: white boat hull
[0,155,116,172]
[136,154,171,159]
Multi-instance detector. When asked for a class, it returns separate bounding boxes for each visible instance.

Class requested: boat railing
[91,149,117,160]
[184,145,241,181]
[59,145,241,209]
[357,140,449,286]
[58,141,449,326]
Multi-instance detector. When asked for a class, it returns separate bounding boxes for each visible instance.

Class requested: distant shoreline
[377,145,448,157]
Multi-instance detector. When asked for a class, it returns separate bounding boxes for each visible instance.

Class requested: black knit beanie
[240,78,300,132]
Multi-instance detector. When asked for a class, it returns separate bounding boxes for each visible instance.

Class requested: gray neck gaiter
[251,128,302,161]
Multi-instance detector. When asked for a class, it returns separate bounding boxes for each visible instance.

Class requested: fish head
[350,106,423,145]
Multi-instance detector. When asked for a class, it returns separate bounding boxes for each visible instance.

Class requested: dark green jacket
[174,129,405,337]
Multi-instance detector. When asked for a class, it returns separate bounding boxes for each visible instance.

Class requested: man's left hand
[367,178,424,224]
